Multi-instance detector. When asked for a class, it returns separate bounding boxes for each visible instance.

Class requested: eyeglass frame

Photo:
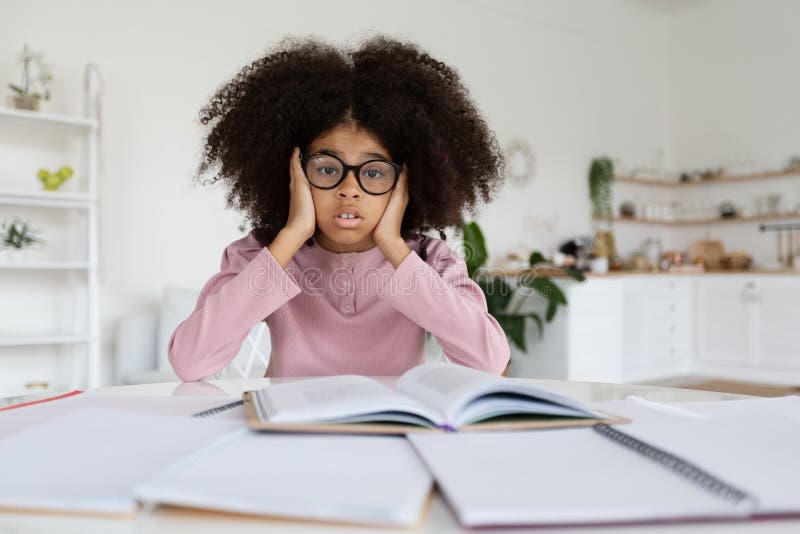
[299,151,403,196]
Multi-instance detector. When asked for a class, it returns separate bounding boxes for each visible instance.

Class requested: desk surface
[2,377,797,534]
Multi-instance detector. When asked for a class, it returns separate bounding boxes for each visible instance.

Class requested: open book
[243,363,621,434]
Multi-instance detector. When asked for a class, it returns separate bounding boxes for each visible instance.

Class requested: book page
[135,432,432,527]
[255,374,444,426]
[397,363,597,426]
[623,412,800,515]
[408,429,749,527]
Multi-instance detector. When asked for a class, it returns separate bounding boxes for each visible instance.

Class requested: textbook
[243,362,621,434]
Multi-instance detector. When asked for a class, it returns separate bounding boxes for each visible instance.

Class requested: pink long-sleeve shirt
[167,231,510,381]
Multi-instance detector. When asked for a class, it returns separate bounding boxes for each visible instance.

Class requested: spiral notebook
[408,412,800,527]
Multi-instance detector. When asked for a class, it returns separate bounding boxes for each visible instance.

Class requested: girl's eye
[363,169,383,179]
[319,166,339,176]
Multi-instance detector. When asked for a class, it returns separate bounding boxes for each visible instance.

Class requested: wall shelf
[0,188,96,209]
[599,213,800,226]
[615,169,800,187]
[0,261,92,270]
[0,335,91,347]
[0,106,97,131]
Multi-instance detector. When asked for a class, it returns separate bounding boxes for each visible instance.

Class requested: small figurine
[37,166,73,191]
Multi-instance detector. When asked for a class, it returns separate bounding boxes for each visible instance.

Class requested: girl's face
[306,122,395,253]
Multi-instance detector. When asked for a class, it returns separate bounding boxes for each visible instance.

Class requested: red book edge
[0,390,84,412]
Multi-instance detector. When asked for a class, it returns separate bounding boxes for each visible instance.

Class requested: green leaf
[545,300,558,322]
[561,267,586,282]
[477,277,512,315]
[528,313,544,339]
[528,251,547,267]
[494,313,526,353]
[461,221,487,277]
[520,277,567,305]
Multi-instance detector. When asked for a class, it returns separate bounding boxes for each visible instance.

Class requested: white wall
[2,0,796,387]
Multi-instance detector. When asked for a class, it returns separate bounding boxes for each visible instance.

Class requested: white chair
[114,285,447,385]
[114,285,270,384]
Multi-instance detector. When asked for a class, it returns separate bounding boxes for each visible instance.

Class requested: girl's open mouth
[333,213,363,228]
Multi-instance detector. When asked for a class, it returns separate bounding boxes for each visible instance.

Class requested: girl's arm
[167,232,303,382]
[377,239,511,375]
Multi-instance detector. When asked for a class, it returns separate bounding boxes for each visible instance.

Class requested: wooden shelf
[602,213,800,226]
[615,169,800,187]
[490,267,799,278]
[0,106,97,131]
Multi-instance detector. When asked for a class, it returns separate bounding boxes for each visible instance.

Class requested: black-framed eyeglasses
[300,151,402,195]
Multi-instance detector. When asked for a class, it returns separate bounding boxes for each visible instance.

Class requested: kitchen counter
[489,267,800,278]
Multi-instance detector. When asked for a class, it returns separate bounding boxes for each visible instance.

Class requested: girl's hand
[284,147,316,243]
[373,167,411,268]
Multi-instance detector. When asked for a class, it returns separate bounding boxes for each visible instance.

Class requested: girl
[168,36,510,381]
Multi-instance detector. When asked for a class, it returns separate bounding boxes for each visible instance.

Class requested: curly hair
[195,35,505,254]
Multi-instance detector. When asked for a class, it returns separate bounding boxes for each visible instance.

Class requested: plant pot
[3,248,32,262]
[8,94,40,111]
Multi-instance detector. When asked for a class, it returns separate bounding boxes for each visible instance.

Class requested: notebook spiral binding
[192,400,244,418]
[592,423,757,507]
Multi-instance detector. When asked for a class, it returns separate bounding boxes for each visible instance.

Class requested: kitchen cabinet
[622,277,692,382]
[509,273,800,385]
[696,276,800,372]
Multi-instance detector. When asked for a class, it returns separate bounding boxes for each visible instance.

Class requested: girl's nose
[337,169,362,199]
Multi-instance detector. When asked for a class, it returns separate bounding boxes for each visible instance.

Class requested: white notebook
[134,432,433,527]
[0,407,432,526]
[408,412,800,527]
[0,409,241,515]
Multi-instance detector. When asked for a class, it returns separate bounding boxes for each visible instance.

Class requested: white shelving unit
[0,67,102,391]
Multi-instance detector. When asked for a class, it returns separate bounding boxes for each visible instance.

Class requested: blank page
[408,427,748,527]
[624,412,800,515]
[135,432,433,527]
[0,409,241,514]
[0,393,245,439]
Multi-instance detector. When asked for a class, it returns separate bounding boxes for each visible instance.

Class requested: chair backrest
[217,321,271,379]
[158,285,271,380]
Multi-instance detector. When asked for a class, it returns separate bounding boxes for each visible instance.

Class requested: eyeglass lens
[304,154,396,194]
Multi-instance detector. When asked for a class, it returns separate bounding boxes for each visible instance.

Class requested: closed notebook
[408,412,800,527]
[243,362,622,434]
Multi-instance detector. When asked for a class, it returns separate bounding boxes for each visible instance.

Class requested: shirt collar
[308,235,420,269]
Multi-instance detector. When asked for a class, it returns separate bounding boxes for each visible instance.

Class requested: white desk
[2,377,798,533]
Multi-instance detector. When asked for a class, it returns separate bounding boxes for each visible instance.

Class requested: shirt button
[344,305,352,313]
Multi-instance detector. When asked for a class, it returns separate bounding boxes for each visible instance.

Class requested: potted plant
[589,156,616,266]
[461,221,585,353]
[589,156,614,220]
[7,44,52,111]
[1,217,43,261]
